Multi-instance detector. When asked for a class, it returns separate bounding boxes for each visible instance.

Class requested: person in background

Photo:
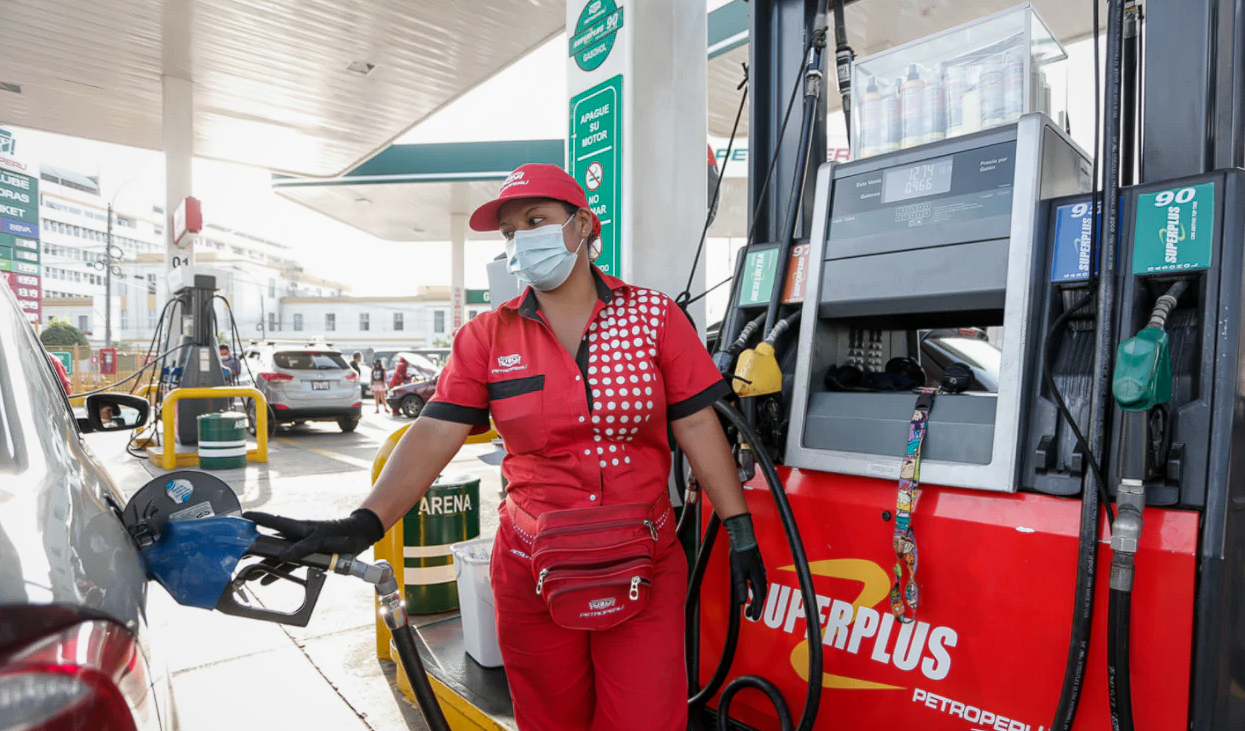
[388,357,409,390]
[47,352,71,394]
[350,351,363,376]
[219,344,242,385]
[370,358,388,414]
[97,403,119,428]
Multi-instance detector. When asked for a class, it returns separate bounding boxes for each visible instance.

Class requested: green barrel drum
[197,412,248,469]
[403,473,480,613]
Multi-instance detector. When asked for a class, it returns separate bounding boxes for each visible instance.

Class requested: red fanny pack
[529,502,664,631]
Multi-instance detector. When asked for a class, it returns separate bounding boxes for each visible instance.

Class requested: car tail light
[351,402,362,408]
[0,613,157,731]
[258,372,293,383]
[344,372,358,382]
[272,403,290,410]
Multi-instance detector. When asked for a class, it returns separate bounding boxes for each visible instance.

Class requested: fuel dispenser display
[786,114,1088,490]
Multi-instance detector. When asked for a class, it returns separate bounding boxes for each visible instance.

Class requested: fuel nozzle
[1113,279,1187,413]
[1110,280,1188,591]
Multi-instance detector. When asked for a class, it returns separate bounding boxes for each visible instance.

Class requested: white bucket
[450,536,503,668]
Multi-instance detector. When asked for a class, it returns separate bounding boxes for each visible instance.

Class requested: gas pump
[1104,171,1245,729]
[165,265,230,444]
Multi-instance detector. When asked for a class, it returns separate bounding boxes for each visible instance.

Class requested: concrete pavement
[87,410,504,731]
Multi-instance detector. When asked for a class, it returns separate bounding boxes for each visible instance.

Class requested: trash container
[403,473,480,614]
[451,536,502,667]
[197,412,247,470]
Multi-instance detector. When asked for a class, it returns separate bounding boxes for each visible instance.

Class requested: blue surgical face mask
[506,218,584,292]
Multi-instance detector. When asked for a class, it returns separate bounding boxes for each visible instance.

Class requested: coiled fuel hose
[684,400,823,731]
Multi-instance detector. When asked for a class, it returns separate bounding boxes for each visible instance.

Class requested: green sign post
[570,74,623,276]
[739,248,779,306]
[570,0,623,72]
[49,351,73,375]
[1133,182,1216,274]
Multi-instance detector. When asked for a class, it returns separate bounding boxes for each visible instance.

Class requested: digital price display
[882,157,955,203]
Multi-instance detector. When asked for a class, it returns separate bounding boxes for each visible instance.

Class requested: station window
[78,315,88,331]
[394,313,404,331]
[326,313,336,332]
[434,310,446,335]
[147,274,157,295]
[360,313,370,332]
[269,313,278,332]
[293,313,303,332]
[268,278,276,298]
[148,311,156,329]
[119,311,128,330]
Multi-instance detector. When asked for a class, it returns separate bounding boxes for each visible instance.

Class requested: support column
[450,213,467,336]
[162,75,194,275]
[566,0,708,329]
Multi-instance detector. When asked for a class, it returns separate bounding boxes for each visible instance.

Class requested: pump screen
[882,158,955,203]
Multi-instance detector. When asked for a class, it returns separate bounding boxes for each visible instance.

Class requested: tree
[40,317,89,348]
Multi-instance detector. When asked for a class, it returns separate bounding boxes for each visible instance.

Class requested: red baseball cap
[469,163,601,238]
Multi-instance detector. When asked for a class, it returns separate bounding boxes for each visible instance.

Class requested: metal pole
[233,268,266,339]
[105,203,113,347]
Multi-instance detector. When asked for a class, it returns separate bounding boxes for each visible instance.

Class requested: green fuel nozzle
[1112,280,1188,412]
[1112,326,1172,412]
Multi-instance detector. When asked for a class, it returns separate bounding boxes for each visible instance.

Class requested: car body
[242,346,362,432]
[919,327,1001,392]
[387,377,439,418]
[390,351,441,382]
[0,284,177,729]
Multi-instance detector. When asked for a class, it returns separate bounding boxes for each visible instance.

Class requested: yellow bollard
[371,423,412,659]
[370,420,495,659]
[151,386,268,469]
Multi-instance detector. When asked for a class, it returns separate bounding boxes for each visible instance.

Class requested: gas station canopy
[268,0,1097,242]
[0,0,565,177]
[1,0,1097,181]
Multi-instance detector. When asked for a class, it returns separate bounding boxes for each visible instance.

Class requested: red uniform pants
[490,501,688,731]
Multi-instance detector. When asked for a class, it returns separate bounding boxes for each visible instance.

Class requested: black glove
[723,513,767,621]
[243,508,386,564]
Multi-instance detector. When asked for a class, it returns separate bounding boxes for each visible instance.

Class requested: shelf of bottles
[851,3,1068,160]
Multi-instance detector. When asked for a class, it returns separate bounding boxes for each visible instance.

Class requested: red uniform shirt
[425,268,730,519]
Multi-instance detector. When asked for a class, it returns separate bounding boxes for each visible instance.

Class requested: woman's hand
[724,513,768,621]
[243,508,385,563]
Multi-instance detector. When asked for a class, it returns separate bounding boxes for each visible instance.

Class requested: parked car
[388,377,439,418]
[390,351,441,381]
[0,284,178,729]
[243,347,362,434]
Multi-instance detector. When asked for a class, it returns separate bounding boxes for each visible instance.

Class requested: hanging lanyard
[890,387,937,624]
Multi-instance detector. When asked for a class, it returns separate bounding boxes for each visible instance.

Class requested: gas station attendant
[246,163,766,730]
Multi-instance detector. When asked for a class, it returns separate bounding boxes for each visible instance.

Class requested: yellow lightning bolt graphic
[778,558,905,691]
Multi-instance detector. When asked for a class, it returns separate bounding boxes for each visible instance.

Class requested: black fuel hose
[684,400,822,731]
[764,0,829,338]
[765,310,802,346]
[390,623,452,731]
[1108,586,1134,731]
[832,0,854,146]
[686,513,743,707]
[1051,0,1125,727]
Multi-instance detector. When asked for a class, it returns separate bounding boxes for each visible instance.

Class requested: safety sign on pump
[1132,182,1215,274]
